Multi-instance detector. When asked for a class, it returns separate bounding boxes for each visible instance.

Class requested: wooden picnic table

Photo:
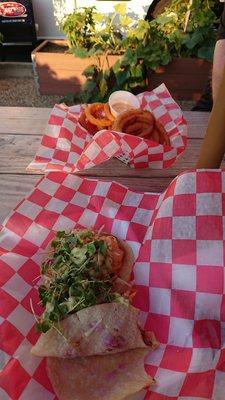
[0,107,215,224]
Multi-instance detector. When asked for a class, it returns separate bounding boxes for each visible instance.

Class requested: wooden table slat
[0,109,210,138]
[0,108,51,135]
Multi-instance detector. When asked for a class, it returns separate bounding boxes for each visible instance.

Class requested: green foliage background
[60,0,217,104]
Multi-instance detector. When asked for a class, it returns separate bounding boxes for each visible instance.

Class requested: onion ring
[138,125,153,138]
[85,103,112,128]
[112,109,155,139]
[78,110,98,135]
[125,122,146,135]
[115,110,155,132]
[126,122,152,139]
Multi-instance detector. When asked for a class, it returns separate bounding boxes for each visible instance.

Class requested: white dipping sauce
[111,102,135,114]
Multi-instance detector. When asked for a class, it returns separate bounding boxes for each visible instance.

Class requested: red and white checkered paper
[1,170,225,400]
[28,84,187,173]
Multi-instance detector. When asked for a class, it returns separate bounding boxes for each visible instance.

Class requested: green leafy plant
[151,0,217,62]
[61,4,129,58]
[60,6,96,50]
[60,4,151,103]
[60,0,217,104]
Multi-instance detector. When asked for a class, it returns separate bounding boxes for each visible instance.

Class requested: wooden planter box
[147,58,211,101]
[32,40,121,96]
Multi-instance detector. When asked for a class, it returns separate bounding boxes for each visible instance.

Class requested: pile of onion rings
[78,103,170,145]
[112,109,170,145]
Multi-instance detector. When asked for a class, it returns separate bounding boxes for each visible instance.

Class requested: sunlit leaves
[155,12,178,26]
[114,3,126,16]
[93,12,104,24]
[120,15,133,28]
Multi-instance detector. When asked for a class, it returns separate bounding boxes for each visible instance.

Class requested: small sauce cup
[109,90,140,117]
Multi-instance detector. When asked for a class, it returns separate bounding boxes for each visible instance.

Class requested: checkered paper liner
[1,170,225,400]
[28,84,188,173]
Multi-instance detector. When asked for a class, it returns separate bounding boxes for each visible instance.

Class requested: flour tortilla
[31,303,148,357]
[47,348,154,400]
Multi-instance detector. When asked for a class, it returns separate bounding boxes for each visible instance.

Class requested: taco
[31,229,158,400]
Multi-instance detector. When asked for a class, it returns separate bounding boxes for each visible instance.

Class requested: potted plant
[32,1,216,102]
[74,0,216,103]
[146,0,216,101]
[65,0,217,104]
[32,5,131,96]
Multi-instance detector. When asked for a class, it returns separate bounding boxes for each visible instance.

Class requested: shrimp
[100,235,124,272]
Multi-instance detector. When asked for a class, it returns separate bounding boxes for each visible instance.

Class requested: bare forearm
[212,39,225,101]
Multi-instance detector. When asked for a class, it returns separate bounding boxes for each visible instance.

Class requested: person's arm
[212,40,225,101]
[212,4,225,101]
